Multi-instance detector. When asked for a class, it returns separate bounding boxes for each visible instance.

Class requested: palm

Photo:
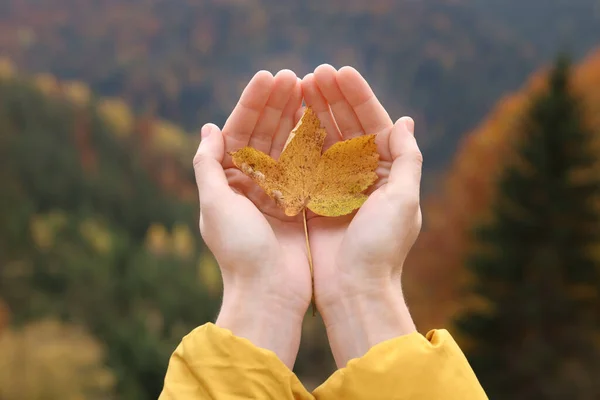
[215,70,311,308]
[225,168,311,298]
[225,168,295,220]
[308,159,397,303]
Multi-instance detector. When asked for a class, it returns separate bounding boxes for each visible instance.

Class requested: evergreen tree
[455,56,600,399]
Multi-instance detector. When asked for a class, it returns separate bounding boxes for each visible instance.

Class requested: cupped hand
[193,69,310,367]
[302,65,423,365]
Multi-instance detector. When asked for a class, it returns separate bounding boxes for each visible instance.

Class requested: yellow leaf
[309,135,380,216]
[230,107,379,217]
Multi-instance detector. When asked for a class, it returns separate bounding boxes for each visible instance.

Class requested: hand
[193,70,311,368]
[302,65,423,366]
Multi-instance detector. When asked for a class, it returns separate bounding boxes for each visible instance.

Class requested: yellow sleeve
[313,329,488,399]
[159,323,314,400]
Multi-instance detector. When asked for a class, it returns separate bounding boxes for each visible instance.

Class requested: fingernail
[201,124,213,139]
[404,117,414,135]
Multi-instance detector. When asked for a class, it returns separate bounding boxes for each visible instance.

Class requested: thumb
[193,123,230,207]
[386,117,423,204]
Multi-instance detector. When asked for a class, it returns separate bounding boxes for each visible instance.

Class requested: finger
[249,69,297,154]
[193,124,232,210]
[314,64,363,139]
[301,72,341,150]
[270,78,303,159]
[294,106,305,126]
[386,117,423,205]
[337,66,393,160]
[222,70,274,166]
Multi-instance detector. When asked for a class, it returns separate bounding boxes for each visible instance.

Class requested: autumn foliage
[0,69,220,399]
[1,0,599,174]
[453,57,600,399]
[407,49,600,332]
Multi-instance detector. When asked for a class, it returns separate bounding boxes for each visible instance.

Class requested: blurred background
[1,0,600,398]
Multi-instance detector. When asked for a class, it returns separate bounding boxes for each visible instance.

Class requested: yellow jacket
[160,323,487,399]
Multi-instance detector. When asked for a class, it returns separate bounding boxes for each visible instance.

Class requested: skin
[193,66,423,370]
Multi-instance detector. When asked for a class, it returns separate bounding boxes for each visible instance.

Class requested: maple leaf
[230,107,380,315]
[230,107,379,217]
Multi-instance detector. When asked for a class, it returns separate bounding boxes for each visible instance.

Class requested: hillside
[2,0,599,177]
[0,66,219,399]
[406,48,600,332]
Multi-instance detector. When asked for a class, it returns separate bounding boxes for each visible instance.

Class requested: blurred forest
[455,58,600,399]
[407,49,600,332]
[407,51,600,398]
[0,64,220,398]
[2,0,600,177]
[1,0,600,399]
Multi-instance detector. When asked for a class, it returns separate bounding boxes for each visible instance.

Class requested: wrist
[216,279,306,369]
[319,277,416,367]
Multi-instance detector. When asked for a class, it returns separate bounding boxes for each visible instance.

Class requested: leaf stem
[303,208,316,316]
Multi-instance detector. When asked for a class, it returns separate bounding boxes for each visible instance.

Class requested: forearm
[319,277,417,367]
[216,280,305,370]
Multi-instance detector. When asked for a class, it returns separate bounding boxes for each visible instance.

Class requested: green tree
[455,56,600,399]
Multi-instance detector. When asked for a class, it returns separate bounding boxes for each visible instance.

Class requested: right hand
[193,70,311,368]
[302,65,423,366]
